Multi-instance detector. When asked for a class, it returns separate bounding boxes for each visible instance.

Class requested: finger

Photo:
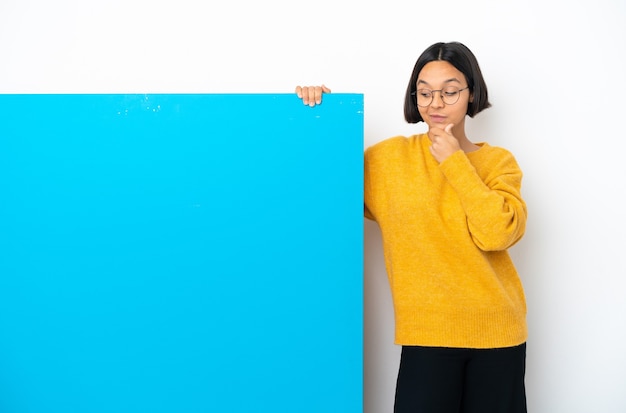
[295,86,302,98]
[428,128,442,142]
[445,123,454,134]
[314,86,325,104]
[306,86,320,106]
[321,84,332,94]
[300,86,314,106]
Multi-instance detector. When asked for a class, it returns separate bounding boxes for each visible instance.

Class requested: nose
[430,90,444,108]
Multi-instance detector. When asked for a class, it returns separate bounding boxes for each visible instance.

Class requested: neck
[458,136,480,153]
[451,130,478,153]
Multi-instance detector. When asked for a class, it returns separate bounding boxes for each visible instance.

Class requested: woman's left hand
[428,124,461,163]
[295,85,331,107]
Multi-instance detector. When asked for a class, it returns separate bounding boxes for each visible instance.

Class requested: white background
[1,1,625,411]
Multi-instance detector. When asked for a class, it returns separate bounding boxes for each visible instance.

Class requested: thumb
[445,123,454,134]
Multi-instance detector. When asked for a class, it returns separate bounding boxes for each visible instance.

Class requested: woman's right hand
[295,85,331,107]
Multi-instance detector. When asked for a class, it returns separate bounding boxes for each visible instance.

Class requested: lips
[429,115,446,123]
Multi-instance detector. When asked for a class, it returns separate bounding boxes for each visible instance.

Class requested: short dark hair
[404,42,491,123]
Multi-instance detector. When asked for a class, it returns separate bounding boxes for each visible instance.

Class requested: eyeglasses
[413,86,469,107]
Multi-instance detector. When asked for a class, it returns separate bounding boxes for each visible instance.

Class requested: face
[416,61,472,134]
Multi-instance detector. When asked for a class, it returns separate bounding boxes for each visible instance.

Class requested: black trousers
[394,343,527,413]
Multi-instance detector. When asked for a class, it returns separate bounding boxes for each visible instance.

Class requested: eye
[443,88,459,97]
[417,89,432,98]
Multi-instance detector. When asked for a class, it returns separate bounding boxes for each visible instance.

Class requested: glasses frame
[413,86,470,107]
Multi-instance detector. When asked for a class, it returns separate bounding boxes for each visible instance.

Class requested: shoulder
[478,142,513,155]
[470,142,523,173]
[473,142,518,162]
[365,134,426,158]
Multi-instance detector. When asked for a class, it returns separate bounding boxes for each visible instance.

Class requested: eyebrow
[417,77,462,86]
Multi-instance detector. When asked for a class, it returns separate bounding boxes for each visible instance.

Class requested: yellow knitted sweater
[364,134,528,349]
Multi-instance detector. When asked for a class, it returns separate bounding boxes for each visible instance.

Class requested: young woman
[297,42,528,413]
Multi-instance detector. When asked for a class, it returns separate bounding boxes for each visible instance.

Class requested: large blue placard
[0,94,363,413]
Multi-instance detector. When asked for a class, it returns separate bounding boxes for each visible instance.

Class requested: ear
[469,92,474,103]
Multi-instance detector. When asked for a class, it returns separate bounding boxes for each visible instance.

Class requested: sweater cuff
[439,150,474,178]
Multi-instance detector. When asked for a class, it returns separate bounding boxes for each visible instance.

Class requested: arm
[439,149,527,252]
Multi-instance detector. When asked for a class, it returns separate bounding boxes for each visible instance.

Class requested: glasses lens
[416,89,432,107]
[441,87,461,105]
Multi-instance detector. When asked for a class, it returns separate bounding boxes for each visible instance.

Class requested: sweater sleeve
[438,148,527,251]
[363,146,376,221]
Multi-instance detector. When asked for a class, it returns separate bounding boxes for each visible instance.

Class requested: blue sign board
[0,94,363,413]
